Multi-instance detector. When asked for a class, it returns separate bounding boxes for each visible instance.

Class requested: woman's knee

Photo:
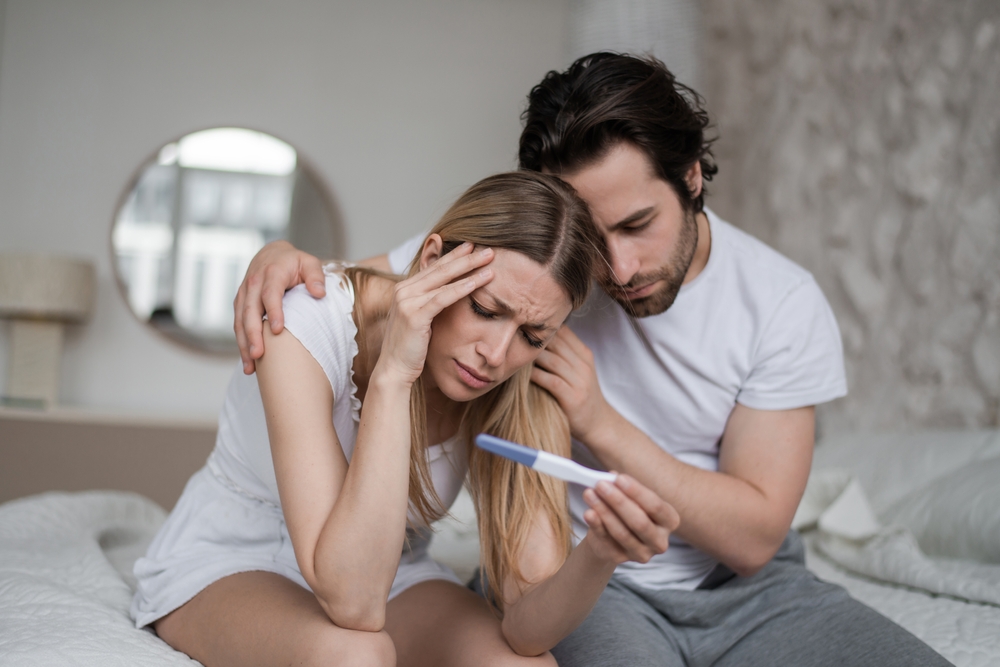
[310,628,395,667]
[485,649,558,667]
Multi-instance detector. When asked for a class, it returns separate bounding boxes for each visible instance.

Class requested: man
[234,53,949,666]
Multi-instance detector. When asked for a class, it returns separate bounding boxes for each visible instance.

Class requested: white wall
[0,0,569,418]
[568,0,701,90]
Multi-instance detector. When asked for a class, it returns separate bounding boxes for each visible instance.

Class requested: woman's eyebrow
[480,288,554,331]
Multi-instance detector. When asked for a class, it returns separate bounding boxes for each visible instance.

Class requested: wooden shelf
[1,406,218,510]
[0,404,217,430]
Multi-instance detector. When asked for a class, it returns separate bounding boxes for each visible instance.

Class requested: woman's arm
[499,475,680,656]
[257,327,412,632]
[256,241,496,632]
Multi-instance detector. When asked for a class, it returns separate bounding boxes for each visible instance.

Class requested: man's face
[559,142,699,318]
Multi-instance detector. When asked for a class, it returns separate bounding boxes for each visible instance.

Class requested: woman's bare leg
[154,571,395,667]
[384,580,557,667]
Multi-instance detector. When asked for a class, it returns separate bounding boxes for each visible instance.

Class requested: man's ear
[418,233,445,272]
[685,161,703,200]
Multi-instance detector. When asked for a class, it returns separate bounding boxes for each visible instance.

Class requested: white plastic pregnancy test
[474,434,618,488]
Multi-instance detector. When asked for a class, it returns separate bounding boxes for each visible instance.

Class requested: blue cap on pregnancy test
[474,433,539,467]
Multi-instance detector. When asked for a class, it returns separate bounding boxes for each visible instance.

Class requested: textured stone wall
[702,0,1000,433]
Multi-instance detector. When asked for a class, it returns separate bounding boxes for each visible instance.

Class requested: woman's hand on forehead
[376,243,495,385]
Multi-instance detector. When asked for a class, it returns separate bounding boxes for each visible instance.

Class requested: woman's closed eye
[470,298,496,320]
[522,332,545,349]
[470,299,545,349]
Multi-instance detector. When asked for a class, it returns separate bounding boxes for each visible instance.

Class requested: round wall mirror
[112,128,343,354]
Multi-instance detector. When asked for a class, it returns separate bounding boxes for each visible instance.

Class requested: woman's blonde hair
[347,171,600,610]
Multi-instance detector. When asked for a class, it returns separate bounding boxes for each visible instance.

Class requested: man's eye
[624,220,651,233]
[470,300,496,319]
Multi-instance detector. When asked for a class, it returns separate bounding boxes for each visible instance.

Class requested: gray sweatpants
[548,532,952,667]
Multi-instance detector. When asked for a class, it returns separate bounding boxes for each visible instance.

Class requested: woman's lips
[454,360,492,389]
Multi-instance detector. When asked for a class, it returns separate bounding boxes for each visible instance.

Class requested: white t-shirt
[387,208,846,590]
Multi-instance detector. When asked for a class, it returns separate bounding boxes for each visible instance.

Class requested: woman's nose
[478,325,516,367]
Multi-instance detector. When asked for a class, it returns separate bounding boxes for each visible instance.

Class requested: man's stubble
[599,207,699,319]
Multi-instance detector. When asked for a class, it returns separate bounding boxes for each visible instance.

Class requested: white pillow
[814,430,1000,511]
[880,457,1000,564]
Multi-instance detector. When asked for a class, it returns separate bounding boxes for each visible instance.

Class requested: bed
[1,430,998,665]
[795,429,1000,666]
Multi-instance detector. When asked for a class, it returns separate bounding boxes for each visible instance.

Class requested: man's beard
[599,207,699,318]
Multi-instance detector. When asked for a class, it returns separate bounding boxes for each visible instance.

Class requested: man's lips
[621,280,660,300]
[454,360,493,388]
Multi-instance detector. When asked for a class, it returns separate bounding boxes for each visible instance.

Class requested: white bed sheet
[0,491,196,666]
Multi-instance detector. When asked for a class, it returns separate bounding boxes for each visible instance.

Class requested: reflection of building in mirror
[114,128,298,344]
[113,164,176,321]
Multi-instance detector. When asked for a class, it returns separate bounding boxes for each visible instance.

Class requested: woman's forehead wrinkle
[479,286,558,331]
[484,248,572,327]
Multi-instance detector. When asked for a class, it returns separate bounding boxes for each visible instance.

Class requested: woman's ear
[418,233,445,272]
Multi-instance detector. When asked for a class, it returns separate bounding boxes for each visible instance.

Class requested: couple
[132,54,950,666]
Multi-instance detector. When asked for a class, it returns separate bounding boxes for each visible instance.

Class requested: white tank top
[207,265,468,546]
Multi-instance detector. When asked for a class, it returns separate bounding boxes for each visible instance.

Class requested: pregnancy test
[474,434,617,488]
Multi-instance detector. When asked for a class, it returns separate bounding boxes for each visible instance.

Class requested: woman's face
[420,239,573,402]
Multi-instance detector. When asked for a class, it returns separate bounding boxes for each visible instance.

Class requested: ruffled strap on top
[321,261,362,424]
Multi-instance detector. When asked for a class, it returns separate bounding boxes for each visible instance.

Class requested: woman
[131,171,678,666]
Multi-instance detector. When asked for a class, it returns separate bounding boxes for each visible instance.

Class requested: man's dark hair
[519,52,718,213]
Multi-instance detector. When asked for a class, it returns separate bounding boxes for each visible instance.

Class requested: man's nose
[608,240,640,286]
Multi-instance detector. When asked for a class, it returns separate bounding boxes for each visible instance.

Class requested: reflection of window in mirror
[112,128,342,354]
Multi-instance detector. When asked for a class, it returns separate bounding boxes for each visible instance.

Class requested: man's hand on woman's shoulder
[234,240,325,374]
